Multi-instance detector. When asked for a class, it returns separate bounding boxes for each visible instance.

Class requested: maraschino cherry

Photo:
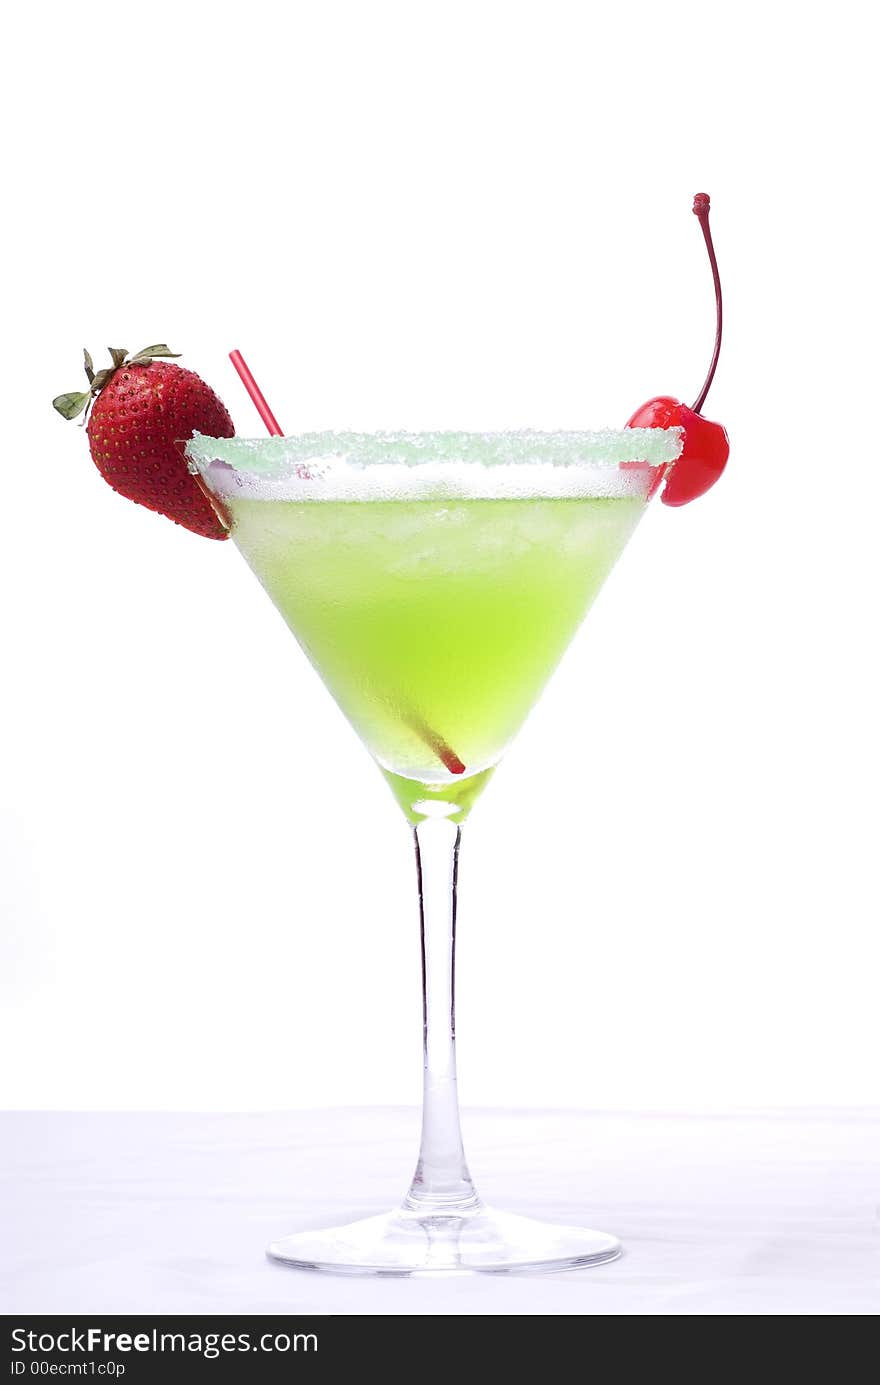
[628,193,729,506]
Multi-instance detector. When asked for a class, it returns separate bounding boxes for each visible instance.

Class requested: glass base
[267,1205,620,1276]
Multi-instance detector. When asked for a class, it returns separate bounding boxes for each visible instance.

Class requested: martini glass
[187,426,681,1275]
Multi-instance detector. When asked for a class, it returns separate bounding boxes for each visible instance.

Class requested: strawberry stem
[691,193,723,416]
[53,345,181,425]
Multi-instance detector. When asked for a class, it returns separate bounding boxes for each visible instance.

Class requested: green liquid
[227,494,644,821]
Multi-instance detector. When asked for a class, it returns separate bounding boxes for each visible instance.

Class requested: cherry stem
[690,193,722,416]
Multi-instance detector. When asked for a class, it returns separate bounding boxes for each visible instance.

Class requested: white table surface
[1,1109,878,1316]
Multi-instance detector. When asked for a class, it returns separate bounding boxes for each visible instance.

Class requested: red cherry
[627,396,729,506]
[627,194,729,507]
[661,406,729,506]
[627,395,680,430]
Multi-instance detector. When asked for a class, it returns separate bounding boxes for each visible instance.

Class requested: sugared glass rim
[185,429,682,502]
[187,428,681,470]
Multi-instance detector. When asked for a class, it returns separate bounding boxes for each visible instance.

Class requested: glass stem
[404,817,480,1214]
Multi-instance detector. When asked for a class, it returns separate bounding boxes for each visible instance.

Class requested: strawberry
[53,345,234,539]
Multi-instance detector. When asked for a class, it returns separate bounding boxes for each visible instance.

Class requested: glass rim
[186,429,682,501]
[185,427,683,474]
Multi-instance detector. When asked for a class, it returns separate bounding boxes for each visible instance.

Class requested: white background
[2,0,877,1116]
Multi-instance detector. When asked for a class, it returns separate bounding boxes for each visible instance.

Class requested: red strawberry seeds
[54,345,234,539]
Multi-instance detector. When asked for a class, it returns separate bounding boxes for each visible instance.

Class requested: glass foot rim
[267,1204,621,1277]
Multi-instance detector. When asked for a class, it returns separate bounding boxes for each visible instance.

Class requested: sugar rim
[186,428,683,472]
[185,429,682,502]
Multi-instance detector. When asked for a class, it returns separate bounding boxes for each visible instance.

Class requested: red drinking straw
[228,349,283,436]
[226,347,465,776]
[405,714,467,777]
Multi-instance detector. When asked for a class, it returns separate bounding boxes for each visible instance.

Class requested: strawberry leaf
[128,343,181,365]
[53,390,92,421]
[108,348,129,370]
[91,368,113,391]
[83,348,95,384]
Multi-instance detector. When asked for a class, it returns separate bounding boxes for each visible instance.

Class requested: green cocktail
[231,493,642,818]
[189,431,678,824]
[186,427,681,1274]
